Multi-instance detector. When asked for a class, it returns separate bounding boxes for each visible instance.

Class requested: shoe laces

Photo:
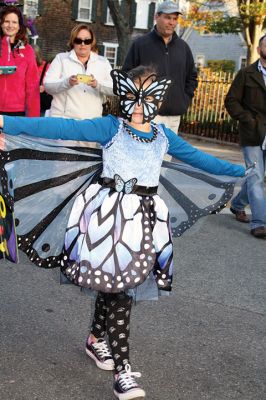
[117,364,141,390]
[92,339,112,358]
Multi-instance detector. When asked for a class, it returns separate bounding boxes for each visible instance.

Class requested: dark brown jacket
[225,60,266,146]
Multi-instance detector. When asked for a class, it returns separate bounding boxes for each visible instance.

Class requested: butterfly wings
[0,134,102,267]
[111,69,171,122]
[158,160,237,237]
[0,165,18,263]
[0,132,238,267]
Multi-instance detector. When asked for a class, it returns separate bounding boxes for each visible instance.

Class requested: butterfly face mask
[111,69,172,123]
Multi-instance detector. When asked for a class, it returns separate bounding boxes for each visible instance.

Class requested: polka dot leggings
[90,291,133,373]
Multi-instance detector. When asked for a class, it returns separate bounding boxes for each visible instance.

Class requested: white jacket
[44,50,114,119]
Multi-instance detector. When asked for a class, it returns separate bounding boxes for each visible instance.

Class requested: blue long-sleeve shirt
[2,114,245,177]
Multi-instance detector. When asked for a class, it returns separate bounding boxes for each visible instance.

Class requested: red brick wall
[35,0,147,63]
[35,0,74,61]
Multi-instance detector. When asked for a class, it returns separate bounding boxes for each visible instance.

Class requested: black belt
[99,177,158,196]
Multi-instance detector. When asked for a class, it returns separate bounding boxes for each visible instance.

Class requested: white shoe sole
[113,388,146,399]
[85,348,115,371]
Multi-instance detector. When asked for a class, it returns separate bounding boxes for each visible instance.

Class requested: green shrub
[207,60,235,73]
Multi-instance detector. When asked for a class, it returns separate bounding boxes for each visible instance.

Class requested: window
[105,0,121,25]
[23,0,39,18]
[106,7,113,25]
[196,54,205,69]
[135,0,150,29]
[78,0,92,22]
[103,43,119,68]
[23,0,39,42]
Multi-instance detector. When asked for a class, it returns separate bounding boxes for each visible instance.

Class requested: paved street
[0,139,265,400]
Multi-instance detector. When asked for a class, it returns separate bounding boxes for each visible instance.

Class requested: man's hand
[0,115,3,129]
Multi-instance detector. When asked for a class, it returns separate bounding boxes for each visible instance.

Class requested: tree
[106,0,136,64]
[180,0,266,65]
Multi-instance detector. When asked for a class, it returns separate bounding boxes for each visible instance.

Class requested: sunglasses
[74,38,93,45]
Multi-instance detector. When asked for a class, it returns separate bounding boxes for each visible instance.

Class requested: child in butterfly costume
[0,66,247,400]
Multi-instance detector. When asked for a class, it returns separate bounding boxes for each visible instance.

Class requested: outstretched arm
[164,127,245,177]
[0,115,117,145]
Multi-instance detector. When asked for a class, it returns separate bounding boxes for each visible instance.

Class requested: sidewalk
[181,134,244,165]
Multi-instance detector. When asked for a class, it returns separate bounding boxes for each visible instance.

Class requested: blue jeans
[231,146,266,229]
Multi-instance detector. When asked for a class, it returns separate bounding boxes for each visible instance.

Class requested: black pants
[91,291,132,373]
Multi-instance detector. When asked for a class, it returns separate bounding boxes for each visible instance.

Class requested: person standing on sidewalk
[225,35,266,239]
[122,1,197,134]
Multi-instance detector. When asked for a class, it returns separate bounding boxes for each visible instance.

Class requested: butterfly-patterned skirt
[61,182,173,294]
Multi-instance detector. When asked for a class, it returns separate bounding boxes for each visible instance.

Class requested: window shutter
[37,0,44,16]
[71,0,79,20]
[97,44,104,56]
[91,0,97,22]
[101,0,108,23]
[129,1,137,28]
[148,1,156,29]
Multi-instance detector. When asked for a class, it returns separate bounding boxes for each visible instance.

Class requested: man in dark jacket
[122,1,197,134]
[225,35,266,239]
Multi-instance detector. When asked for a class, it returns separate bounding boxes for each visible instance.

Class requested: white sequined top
[102,119,168,187]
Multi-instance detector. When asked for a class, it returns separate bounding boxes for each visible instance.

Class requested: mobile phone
[76,74,93,84]
[0,66,17,75]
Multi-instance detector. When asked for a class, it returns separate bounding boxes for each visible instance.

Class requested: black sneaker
[85,338,114,371]
[114,364,146,399]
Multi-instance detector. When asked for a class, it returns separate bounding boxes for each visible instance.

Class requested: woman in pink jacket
[0,5,40,117]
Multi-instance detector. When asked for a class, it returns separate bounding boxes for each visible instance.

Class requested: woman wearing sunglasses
[43,24,113,119]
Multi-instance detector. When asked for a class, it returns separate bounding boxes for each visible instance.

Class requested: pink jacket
[0,37,40,116]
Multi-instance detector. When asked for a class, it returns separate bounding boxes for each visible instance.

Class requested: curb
[179,132,240,148]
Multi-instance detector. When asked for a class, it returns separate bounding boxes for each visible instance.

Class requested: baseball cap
[156,1,182,15]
